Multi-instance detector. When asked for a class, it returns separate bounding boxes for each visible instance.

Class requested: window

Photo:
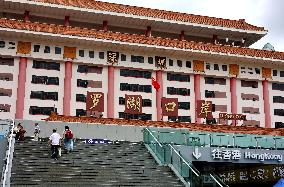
[273,70,278,76]
[32,60,60,71]
[119,97,125,105]
[206,63,210,70]
[121,54,126,61]
[177,60,182,67]
[205,90,215,98]
[119,97,152,107]
[76,94,86,103]
[77,65,102,74]
[31,75,59,85]
[275,122,284,128]
[29,106,56,115]
[77,79,88,88]
[178,102,190,110]
[0,41,5,48]
[167,87,190,96]
[33,45,40,52]
[8,42,15,49]
[89,51,94,58]
[255,68,260,74]
[280,71,284,77]
[79,50,84,57]
[99,52,104,59]
[120,83,152,93]
[119,112,152,121]
[204,77,226,85]
[131,55,144,63]
[214,64,219,70]
[241,80,258,88]
[55,47,61,54]
[169,59,173,66]
[0,57,14,66]
[30,91,58,101]
[186,61,191,68]
[272,83,284,91]
[241,67,245,69]
[76,109,86,117]
[168,116,191,122]
[44,46,50,53]
[148,57,153,64]
[120,69,151,79]
[222,65,227,71]
[273,96,284,104]
[167,73,190,82]
[274,109,284,116]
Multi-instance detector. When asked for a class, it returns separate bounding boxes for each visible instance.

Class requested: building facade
[0,0,283,128]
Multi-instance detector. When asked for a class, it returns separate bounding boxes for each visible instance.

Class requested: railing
[1,119,15,187]
[144,127,228,187]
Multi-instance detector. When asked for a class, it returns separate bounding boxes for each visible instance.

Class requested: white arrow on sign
[192,146,202,159]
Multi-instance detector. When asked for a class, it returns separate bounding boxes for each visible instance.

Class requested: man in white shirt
[48,129,61,160]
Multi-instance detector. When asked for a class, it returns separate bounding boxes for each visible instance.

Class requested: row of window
[33,60,60,71]
[120,69,152,79]
[274,109,284,116]
[167,87,190,96]
[205,90,226,98]
[29,106,57,115]
[30,91,58,101]
[206,63,227,71]
[77,65,103,74]
[241,80,258,88]
[0,57,14,66]
[77,79,102,88]
[272,83,284,91]
[118,112,152,121]
[119,97,152,107]
[0,41,16,50]
[240,67,260,75]
[168,116,191,122]
[78,50,105,59]
[204,77,226,85]
[273,70,284,77]
[120,83,152,93]
[33,45,62,55]
[31,75,59,85]
[76,109,86,117]
[167,73,190,82]
[273,96,284,104]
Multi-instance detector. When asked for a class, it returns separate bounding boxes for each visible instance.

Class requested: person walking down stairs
[63,126,74,153]
[33,123,40,141]
[48,129,61,160]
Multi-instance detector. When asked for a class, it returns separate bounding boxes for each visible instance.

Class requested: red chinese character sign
[155,56,167,69]
[107,51,119,64]
[161,98,178,116]
[86,92,104,112]
[196,100,213,119]
[125,95,142,114]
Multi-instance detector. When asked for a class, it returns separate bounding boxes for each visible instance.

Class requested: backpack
[65,130,73,139]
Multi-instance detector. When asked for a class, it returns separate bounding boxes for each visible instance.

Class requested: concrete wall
[15,120,144,142]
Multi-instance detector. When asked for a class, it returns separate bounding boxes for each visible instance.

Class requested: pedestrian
[15,123,26,141]
[63,126,73,153]
[48,129,61,160]
[34,123,40,141]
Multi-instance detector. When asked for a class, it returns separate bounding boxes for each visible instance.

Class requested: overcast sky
[100,0,284,52]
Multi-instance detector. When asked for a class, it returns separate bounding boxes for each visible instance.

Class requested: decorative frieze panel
[193,60,204,72]
[262,67,272,79]
[64,46,76,59]
[229,64,239,76]
[17,41,31,54]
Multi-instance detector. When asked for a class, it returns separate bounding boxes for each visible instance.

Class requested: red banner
[196,100,213,119]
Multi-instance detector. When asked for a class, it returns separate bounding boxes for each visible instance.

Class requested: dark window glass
[241,80,258,88]
[272,83,284,91]
[167,73,190,82]
[0,41,5,48]
[89,51,94,58]
[255,68,260,74]
[273,96,284,104]
[32,60,60,71]
[148,57,153,64]
[168,116,191,122]
[29,106,56,116]
[47,77,59,85]
[186,61,191,68]
[0,57,14,66]
[205,90,215,98]
[274,109,284,116]
[44,46,50,53]
[120,83,152,93]
[118,112,152,121]
[167,87,190,96]
[121,54,126,61]
[131,55,144,63]
[77,79,88,88]
[273,70,278,76]
[8,42,15,49]
[120,69,151,79]
[222,65,227,71]
[178,102,190,110]
[275,122,284,128]
[32,75,59,85]
[30,91,58,101]
[169,59,173,66]
[280,71,284,77]
[55,47,61,54]
[33,45,40,52]
[76,109,86,117]
[99,52,104,59]
[79,50,84,57]
[76,94,86,103]
[214,64,219,70]
[206,63,210,70]
[77,65,88,73]
[177,60,182,67]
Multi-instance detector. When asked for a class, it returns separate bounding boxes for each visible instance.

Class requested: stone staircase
[11,139,184,187]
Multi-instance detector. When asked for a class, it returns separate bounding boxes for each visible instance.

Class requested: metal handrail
[145,128,162,147]
[169,144,200,177]
[2,119,15,187]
